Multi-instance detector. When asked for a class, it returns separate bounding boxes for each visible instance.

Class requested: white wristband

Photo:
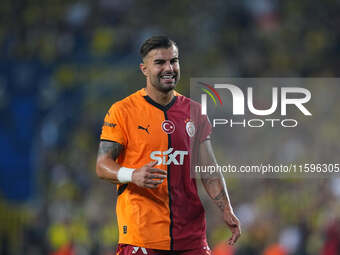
[117,167,135,183]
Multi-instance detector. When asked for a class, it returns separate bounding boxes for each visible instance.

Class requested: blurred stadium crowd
[0,0,340,254]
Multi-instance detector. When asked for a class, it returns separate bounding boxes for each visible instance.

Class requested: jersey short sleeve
[100,103,127,146]
[198,114,212,143]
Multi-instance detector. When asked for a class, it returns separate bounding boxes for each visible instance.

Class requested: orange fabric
[100,89,171,249]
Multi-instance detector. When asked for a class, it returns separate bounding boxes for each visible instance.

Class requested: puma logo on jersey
[138,125,150,134]
[150,148,188,165]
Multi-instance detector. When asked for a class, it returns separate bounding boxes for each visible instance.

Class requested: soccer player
[96,36,241,255]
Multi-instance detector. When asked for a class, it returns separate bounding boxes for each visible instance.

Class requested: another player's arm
[199,139,241,245]
[96,140,167,187]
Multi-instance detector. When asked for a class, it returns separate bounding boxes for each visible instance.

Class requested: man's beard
[150,73,179,93]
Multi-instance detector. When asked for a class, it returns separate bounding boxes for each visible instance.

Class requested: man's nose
[164,61,174,72]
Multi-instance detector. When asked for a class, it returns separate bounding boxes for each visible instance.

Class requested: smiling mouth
[160,74,176,82]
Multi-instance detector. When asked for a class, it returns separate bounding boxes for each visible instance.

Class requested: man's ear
[139,62,148,77]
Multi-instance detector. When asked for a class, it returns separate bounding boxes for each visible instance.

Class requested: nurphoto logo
[199,82,312,128]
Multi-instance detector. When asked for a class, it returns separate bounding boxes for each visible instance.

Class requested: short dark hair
[139,36,177,60]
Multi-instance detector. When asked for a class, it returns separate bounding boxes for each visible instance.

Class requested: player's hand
[132,161,167,189]
[223,207,241,246]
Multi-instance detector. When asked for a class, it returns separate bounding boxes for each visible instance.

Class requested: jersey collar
[140,88,178,112]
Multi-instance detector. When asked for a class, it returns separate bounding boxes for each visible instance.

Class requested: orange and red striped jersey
[100,88,212,250]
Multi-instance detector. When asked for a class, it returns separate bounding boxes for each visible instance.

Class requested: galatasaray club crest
[186,121,196,137]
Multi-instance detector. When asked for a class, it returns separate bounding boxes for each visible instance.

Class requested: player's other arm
[199,139,241,245]
[96,140,167,187]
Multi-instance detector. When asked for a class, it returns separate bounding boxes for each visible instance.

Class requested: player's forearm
[199,140,234,212]
[201,173,233,212]
[96,140,124,184]
[96,156,120,183]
